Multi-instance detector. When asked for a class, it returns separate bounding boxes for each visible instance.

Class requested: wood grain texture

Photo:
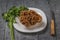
[0,0,59,40]
[51,19,55,36]
[0,0,7,40]
[55,0,60,40]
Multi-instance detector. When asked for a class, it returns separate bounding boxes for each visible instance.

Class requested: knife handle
[51,19,55,36]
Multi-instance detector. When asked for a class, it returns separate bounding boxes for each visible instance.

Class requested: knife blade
[51,10,55,20]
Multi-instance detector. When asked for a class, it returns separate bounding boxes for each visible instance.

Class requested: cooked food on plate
[19,10,42,29]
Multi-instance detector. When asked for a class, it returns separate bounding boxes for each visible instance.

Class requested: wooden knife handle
[51,19,55,36]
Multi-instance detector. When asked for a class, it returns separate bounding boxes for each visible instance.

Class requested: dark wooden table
[0,0,60,40]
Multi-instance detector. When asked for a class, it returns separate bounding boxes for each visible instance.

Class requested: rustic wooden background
[0,0,60,40]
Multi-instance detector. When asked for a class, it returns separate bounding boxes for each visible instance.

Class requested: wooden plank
[0,0,7,40]
[55,0,60,40]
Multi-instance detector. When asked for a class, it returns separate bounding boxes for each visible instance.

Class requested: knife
[50,10,55,36]
[48,0,56,36]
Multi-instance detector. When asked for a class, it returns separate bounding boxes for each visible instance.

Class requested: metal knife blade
[50,10,55,20]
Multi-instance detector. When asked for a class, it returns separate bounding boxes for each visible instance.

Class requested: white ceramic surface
[13,7,47,33]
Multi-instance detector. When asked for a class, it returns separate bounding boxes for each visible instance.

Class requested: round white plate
[13,7,47,33]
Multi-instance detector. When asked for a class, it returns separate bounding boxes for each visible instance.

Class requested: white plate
[13,7,47,33]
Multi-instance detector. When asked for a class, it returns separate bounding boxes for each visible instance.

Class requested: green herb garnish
[2,6,29,40]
